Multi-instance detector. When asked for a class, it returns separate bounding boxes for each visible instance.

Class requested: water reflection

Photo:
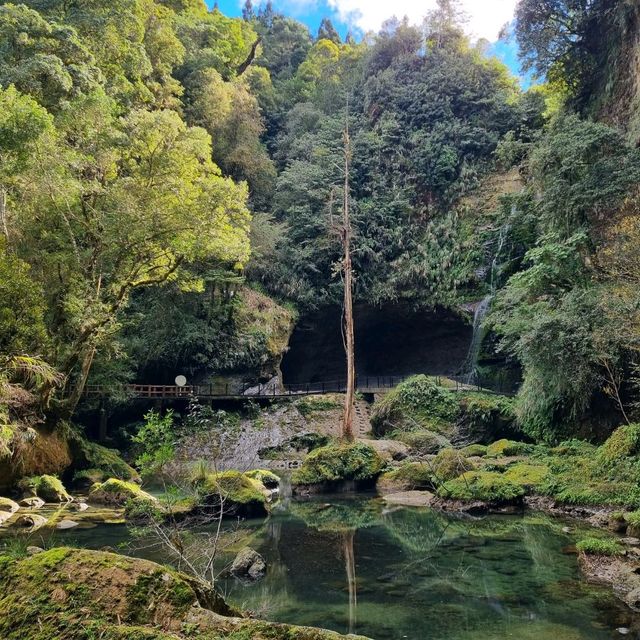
[221,498,638,640]
[8,495,638,639]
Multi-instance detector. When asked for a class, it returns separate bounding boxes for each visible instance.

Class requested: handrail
[84,373,515,399]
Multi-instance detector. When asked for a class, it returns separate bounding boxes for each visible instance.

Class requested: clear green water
[10,495,637,640]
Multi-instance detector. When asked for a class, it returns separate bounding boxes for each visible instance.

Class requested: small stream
[5,494,637,640]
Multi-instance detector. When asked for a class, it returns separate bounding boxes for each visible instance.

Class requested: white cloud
[326,0,517,42]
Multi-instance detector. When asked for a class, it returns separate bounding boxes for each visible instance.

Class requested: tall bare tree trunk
[0,186,8,240]
[342,114,355,442]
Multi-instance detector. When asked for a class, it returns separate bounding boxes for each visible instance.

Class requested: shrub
[291,442,385,486]
[439,471,525,503]
[576,537,624,556]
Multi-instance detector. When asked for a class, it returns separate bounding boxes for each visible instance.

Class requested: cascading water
[461,222,511,385]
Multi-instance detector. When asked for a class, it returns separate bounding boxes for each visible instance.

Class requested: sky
[210,0,531,84]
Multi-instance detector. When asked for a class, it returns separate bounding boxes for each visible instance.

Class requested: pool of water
[6,495,637,639]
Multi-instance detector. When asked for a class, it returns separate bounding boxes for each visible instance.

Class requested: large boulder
[195,470,270,518]
[292,442,385,490]
[230,547,267,581]
[21,475,71,503]
[0,548,369,639]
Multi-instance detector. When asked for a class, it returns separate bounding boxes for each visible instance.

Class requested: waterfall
[462,295,493,385]
[461,222,510,385]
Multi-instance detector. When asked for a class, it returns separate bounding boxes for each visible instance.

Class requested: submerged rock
[56,519,79,530]
[230,547,267,580]
[382,491,435,508]
[0,548,369,639]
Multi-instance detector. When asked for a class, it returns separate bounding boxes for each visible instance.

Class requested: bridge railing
[84,373,516,400]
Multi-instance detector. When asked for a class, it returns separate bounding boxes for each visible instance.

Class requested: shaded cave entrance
[281,305,472,385]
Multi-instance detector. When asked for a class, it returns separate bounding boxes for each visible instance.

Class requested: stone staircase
[354,399,373,438]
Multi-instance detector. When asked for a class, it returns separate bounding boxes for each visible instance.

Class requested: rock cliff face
[588,4,640,143]
[282,304,472,385]
[0,547,370,640]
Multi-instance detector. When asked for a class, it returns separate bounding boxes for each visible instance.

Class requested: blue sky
[210,1,533,86]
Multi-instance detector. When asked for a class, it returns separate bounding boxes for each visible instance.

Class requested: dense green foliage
[0,0,639,460]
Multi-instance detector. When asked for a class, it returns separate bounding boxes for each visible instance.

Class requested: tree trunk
[0,186,8,240]
[342,117,355,442]
[62,345,96,417]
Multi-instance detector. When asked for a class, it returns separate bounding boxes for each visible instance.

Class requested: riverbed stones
[0,497,19,513]
[19,496,45,509]
[0,511,13,525]
[14,514,47,531]
[56,519,80,530]
[360,439,409,462]
[26,546,44,555]
[230,547,266,580]
[382,491,435,508]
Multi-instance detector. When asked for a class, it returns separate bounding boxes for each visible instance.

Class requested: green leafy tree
[0,3,102,110]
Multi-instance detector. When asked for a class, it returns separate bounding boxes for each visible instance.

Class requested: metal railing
[84,373,516,400]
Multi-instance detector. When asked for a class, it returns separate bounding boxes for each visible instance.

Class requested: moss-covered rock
[0,547,367,639]
[370,375,516,446]
[197,470,269,517]
[460,444,487,457]
[395,429,451,454]
[291,442,385,487]
[21,475,71,503]
[597,424,640,468]
[438,470,525,504]
[486,439,530,457]
[69,433,139,485]
[89,479,157,507]
[377,463,432,493]
[503,463,550,491]
[245,469,280,488]
[432,448,474,482]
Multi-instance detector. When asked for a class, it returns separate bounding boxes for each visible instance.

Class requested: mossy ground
[438,470,525,503]
[291,441,385,486]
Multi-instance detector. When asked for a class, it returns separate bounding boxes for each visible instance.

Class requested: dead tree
[341,113,355,442]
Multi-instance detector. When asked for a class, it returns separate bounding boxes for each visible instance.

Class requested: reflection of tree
[342,529,357,634]
[291,500,381,635]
